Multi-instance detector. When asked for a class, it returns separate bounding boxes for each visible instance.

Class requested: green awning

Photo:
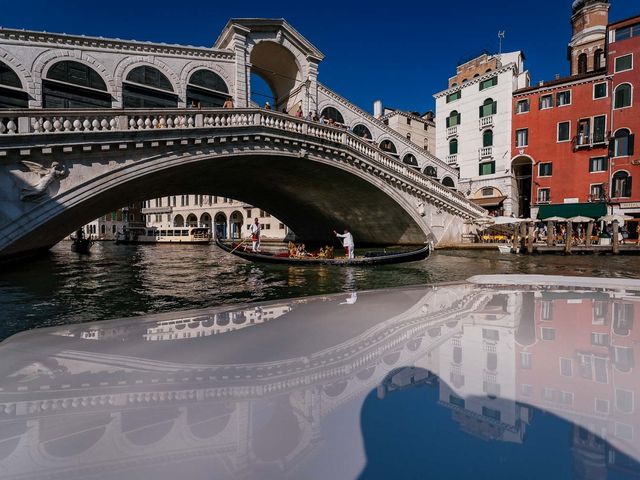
[537,202,607,220]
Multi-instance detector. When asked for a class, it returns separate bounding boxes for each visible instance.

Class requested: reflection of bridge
[0,19,484,259]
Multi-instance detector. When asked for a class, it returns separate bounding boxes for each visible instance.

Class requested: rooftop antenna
[498,31,505,55]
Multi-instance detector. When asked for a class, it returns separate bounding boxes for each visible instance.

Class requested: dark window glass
[558,122,570,142]
[556,91,571,106]
[424,165,437,177]
[612,171,632,198]
[539,163,553,176]
[540,95,553,109]
[446,90,461,103]
[614,84,632,109]
[479,161,496,176]
[353,124,372,139]
[0,60,23,88]
[589,157,607,172]
[516,99,530,113]
[47,61,107,91]
[616,26,633,42]
[479,98,497,118]
[380,139,397,154]
[123,66,177,108]
[403,154,419,167]
[594,83,607,99]
[43,61,111,108]
[479,77,498,91]
[615,55,633,72]
[593,116,606,143]
[578,53,588,74]
[449,139,458,155]
[321,107,344,124]
[186,69,229,107]
[446,110,461,128]
[483,130,493,147]
[126,66,173,91]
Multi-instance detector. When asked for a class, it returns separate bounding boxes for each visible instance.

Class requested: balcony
[573,132,608,151]
[446,125,458,138]
[479,146,493,159]
[446,154,458,165]
[479,116,494,129]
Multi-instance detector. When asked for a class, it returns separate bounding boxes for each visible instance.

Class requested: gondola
[71,237,93,254]
[215,237,430,266]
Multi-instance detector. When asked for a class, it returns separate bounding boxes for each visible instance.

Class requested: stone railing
[479,116,494,129]
[446,126,458,138]
[0,117,18,134]
[479,146,493,159]
[446,154,458,165]
[0,107,485,217]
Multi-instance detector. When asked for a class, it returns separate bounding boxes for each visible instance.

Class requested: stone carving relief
[19,161,67,201]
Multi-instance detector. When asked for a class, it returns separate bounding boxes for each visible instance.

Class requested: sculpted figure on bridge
[19,161,67,202]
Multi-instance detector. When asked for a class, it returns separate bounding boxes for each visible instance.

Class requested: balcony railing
[141,206,173,215]
[479,146,493,159]
[446,125,458,137]
[479,116,494,129]
[573,132,608,150]
[446,154,458,165]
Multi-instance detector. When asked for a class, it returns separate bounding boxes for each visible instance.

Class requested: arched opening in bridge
[379,140,398,156]
[43,61,111,108]
[200,213,212,229]
[173,214,184,227]
[512,156,533,218]
[423,166,437,178]
[123,66,178,108]
[402,153,419,169]
[214,212,228,239]
[249,41,302,112]
[186,213,198,227]
[442,176,455,189]
[186,69,229,108]
[352,124,372,139]
[230,211,244,239]
[0,60,29,108]
[320,107,344,124]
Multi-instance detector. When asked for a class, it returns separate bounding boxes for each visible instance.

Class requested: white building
[141,195,290,241]
[434,52,530,215]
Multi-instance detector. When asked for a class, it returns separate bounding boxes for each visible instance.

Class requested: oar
[230,239,248,254]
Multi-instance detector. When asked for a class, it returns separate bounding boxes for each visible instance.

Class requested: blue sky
[2,0,638,113]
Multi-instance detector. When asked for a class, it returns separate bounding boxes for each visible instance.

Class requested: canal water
[0,241,639,341]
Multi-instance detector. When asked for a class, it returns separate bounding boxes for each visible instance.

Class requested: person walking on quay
[334,228,355,259]
[250,218,262,252]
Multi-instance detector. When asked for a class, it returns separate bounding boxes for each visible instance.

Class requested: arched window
[577,53,588,74]
[479,98,497,118]
[0,61,28,108]
[446,110,461,128]
[613,129,634,157]
[614,84,632,109]
[483,129,494,147]
[43,61,111,108]
[449,139,458,155]
[594,49,605,70]
[403,153,419,168]
[123,65,178,108]
[352,124,372,139]
[186,69,229,107]
[612,171,632,198]
[320,107,344,124]
[424,165,437,177]
[442,177,455,188]
[485,69,492,73]
[379,139,397,154]
[173,214,184,227]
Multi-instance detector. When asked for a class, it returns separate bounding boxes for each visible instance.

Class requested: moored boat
[116,226,211,244]
[215,237,430,266]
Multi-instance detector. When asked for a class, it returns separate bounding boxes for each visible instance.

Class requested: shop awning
[471,196,506,207]
[537,202,607,220]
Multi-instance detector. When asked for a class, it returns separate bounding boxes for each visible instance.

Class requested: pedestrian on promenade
[250,218,261,252]
[334,228,355,259]
[223,97,234,108]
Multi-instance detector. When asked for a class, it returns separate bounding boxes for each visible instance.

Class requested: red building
[510,1,640,226]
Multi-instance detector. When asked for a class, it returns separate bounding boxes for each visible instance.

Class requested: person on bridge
[334,229,355,259]
[223,97,234,108]
[250,218,262,252]
[264,101,271,110]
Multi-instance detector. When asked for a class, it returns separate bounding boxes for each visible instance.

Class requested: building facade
[435,52,530,216]
[83,203,142,240]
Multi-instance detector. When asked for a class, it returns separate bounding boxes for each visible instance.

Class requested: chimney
[538,80,544,86]
[555,74,560,80]
[373,100,383,119]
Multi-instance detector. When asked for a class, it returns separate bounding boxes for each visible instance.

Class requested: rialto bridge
[0,19,485,259]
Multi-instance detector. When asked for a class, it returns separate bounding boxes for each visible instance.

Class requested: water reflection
[1,278,640,479]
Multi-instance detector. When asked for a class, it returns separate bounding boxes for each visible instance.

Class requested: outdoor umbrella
[544,216,567,222]
[599,214,633,223]
[567,216,594,223]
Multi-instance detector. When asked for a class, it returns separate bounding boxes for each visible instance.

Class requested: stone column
[565,221,573,254]
[306,61,320,117]
[613,220,620,254]
[231,27,251,108]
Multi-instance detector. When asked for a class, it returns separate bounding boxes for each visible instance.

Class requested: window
[558,121,571,142]
[321,107,345,124]
[479,98,497,117]
[542,327,556,340]
[593,115,607,143]
[353,124,372,139]
[520,352,532,369]
[446,90,461,103]
[594,49,605,69]
[279,223,285,229]
[595,399,609,414]
[577,118,591,145]
[516,129,529,147]
[446,110,461,127]
[186,69,229,107]
[479,77,498,90]
[540,95,553,109]
[482,406,501,421]
[615,23,640,42]
[578,53,588,74]
[591,332,610,346]
[479,161,495,176]
[556,91,571,106]
[482,329,499,341]
[449,395,465,408]
[560,358,573,377]
[594,82,607,99]
[538,163,552,177]
[483,130,493,147]
[590,184,605,201]
[516,99,530,113]
[482,187,494,196]
[614,84,632,109]
[613,129,634,157]
[43,60,112,109]
[424,166,438,177]
[616,389,634,413]
[538,188,550,203]
[449,139,458,155]
[612,171,632,198]
[123,65,177,108]
[615,54,633,73]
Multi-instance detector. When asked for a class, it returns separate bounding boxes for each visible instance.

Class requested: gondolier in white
[333,228,355,259]
[250,218,262,252]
